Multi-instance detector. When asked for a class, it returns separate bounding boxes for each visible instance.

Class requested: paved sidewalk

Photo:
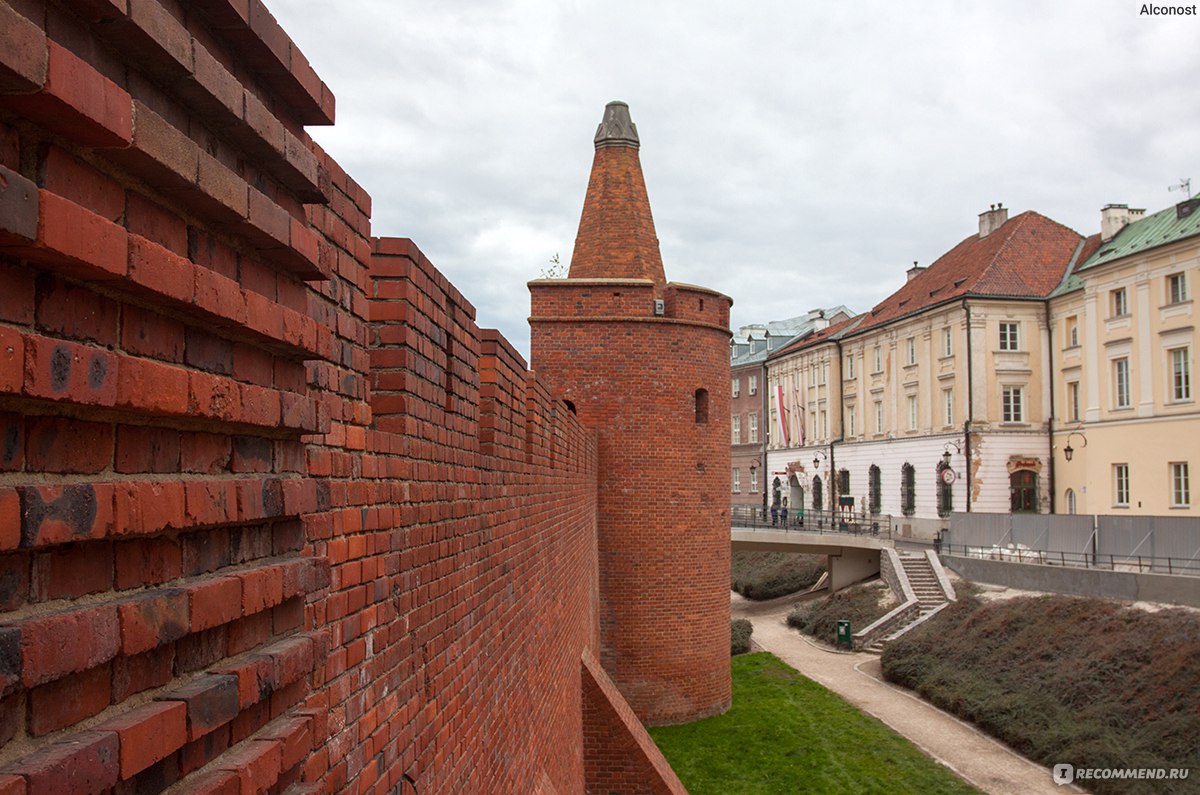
[732,592,1081,795]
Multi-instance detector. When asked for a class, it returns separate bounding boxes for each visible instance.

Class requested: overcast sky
[267,0,1197,360]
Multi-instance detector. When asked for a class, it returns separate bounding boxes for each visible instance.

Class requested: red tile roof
[844,211,1083,336]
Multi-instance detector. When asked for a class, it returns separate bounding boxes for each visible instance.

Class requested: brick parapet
[0,3,689,793]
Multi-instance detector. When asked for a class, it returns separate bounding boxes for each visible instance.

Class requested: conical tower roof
[567,101,666,286]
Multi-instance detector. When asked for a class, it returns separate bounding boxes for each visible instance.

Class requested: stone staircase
[864,551,952,654]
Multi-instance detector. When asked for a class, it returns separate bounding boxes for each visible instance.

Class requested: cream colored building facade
[766,206,1087,538]
[1050,200,1199,516]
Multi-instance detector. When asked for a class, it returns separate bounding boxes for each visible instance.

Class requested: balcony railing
[731,505,892,538]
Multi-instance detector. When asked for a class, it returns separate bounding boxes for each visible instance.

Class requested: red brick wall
[0,2,685,793]
[530,278,733,726]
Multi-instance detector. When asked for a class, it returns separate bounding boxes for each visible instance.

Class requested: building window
[1011,470,1038,512]
[731,415,741,444]
[942,388,954,427]
[810,364,818,385]
[846,405,856,437]
[748,413,759,443]
[846,354,855,379]
[732,468,740,493]
[1168,272,1188,304]
[750,468,758,493]
[999,322,1020,351]
[906,337,916,365]
[820,410,828,438]
[812,476,824,512]
[1067,381,1080,422]
[1113,358,1131,409]
[942,327,953,357]
[821,363,828,385]
[936,461,952,518]
[869,465,881,514]
[1171,462,1190,507]
[695,389,709,423]
[1065,488,1077,515]
[1002,386,1024,423]
[1113,463,1130,507]
[900,463,916,517]
[873,346,882,373]
[1170,347,1192,401]
[1111,287,1128,317]
[838,468,850,497]
[875,401,884,434]
[749,374,758,395]
[1065,315,1079,348]
[907,395,918,430]
[732,378,740,398]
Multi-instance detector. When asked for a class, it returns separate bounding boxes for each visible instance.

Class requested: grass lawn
[649,653,980,795]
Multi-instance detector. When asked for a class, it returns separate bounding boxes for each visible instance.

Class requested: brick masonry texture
[0,2,691,793]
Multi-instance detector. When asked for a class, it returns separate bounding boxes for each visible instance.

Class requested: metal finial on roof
[594,101,640,150]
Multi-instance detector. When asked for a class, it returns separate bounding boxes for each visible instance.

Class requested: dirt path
[732,592,1082,795]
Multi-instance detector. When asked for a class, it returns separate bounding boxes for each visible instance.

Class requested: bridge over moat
[731,520,891,591]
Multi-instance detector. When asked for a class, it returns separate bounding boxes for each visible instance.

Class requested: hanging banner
[775,383,789,447]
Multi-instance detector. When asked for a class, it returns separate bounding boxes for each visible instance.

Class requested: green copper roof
[1080,198,1200,272]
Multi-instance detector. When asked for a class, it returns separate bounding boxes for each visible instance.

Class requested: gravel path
[731,591,1083,795]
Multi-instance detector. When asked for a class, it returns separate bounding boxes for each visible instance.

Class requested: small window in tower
[563,399,577,415]
[695,389,709,424]
[699,298,705,311]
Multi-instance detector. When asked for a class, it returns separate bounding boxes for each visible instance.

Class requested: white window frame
[907,395,918,431]
[846,404,856,437]
[845,354,855,379]
[906,337,916,365]
[750,468,758,493]
[999,322,1020,351]
[874,400,884,434]
[1111,287,1128,317]
[1066,315,1079,348]
[731,415,741,444]
[748,413,759,443]
[732,378,740,398]
[1168,272,1188,305]
[942,388,954,427]
[873,346,882,373]
[1114,357,1131,409]
[1067,381,1080,423]
[749,374,758,395]
[1171,462,1190,507]
[1113,463,1130,507]
[942,327,953,357]
[1002,386,1024,423]
[1169,347,1192,402]
[732,467,741,493]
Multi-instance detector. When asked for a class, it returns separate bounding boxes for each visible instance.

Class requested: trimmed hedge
[732,551,826,600]
[787,580,895,644]
[882,595,1200,795]
[731,618,753,655]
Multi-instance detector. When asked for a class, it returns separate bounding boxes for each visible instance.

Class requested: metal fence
[945,512,1200,577]
[730,504,892,538]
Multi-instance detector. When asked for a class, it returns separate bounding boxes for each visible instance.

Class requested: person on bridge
[771,504,778,526]
[781,498,789,526]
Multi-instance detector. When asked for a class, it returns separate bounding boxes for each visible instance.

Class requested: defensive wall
[0,2,684,793]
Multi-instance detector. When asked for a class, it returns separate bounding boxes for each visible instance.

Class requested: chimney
[905,261,925,282]
[810,309,829,331]
[1100,204,1145,242]
[978,202,1008,238]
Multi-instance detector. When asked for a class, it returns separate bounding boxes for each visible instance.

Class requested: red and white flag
[775,384,789,447]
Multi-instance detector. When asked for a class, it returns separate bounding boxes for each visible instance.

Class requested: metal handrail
[940,542,1200,577]
[730,505,892,538]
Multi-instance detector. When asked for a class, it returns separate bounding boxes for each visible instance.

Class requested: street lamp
[1063,431,1087,462]
[941,440,961,469]
[812,450,827,470]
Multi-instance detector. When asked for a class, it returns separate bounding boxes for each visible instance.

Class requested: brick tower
[530,101,733,725]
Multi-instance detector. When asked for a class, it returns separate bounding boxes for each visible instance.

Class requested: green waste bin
[836,619,852,649]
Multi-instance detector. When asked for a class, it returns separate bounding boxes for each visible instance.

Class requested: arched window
[812,476,824,512]
[1065,488,1077,515]
[868,465,881,514]
[694,388,709,423]
[900,463,916,517]
[936,461,952,518]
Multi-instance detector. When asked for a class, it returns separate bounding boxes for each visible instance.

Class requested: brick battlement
[0,3,682,794]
